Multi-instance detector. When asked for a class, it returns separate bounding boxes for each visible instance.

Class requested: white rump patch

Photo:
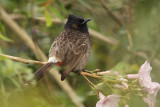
[48,56,59,63]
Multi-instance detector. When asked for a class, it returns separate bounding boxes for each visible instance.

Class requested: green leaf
[0,79,6,96]
[44,10,52,27]
[0,34,13,42]
[0,22,5,33]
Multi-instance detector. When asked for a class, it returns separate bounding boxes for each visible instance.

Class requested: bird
[34,15,91,81]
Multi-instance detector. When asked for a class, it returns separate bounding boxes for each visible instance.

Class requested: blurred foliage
[0,0,160,107]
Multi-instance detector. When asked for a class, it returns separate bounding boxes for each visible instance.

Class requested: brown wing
[60,42,87,81]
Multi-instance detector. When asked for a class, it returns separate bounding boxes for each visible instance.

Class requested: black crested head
[64,15,91,33]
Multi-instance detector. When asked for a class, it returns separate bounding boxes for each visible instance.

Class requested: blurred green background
[0,0,160,107]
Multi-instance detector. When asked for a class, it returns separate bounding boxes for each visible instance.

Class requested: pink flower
[143,82,160,107]
[113,71,118,76]
[127,61,160,107]
[124,104,129,107]
[138,61,160,107]
[114,84,124,89]
[138,61,152,87]
[127,74,139,79]
[122,82,128,90]
[114,82,128,90]
[96,92,120,107]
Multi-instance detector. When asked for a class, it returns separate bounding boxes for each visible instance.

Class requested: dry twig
[0,53,47,65]
[9,14,119,46]
[97,0,124,26]
[80,72,102,79]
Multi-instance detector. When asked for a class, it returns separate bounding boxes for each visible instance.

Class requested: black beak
[82,19,91,24]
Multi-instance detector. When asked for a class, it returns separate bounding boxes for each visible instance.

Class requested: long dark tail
[34,62,54,81]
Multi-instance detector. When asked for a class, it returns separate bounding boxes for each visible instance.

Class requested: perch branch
[80,72,102,79]
[0,53,47,65]
[0,53,102,79]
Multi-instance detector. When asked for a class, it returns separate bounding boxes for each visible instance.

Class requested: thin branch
[0,6,84,107]
[80,72,102,79]
[34,17,119,45]
[97,0,124,26]
[9,14,119,46]
[0,53,47,65]
[126,30,133,48]
[89,29,118,45]
[80,73,99,97]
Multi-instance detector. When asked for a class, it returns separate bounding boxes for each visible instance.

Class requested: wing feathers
[61,53,83,81]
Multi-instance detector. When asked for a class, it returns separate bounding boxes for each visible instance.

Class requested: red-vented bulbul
[34,15,91,81]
